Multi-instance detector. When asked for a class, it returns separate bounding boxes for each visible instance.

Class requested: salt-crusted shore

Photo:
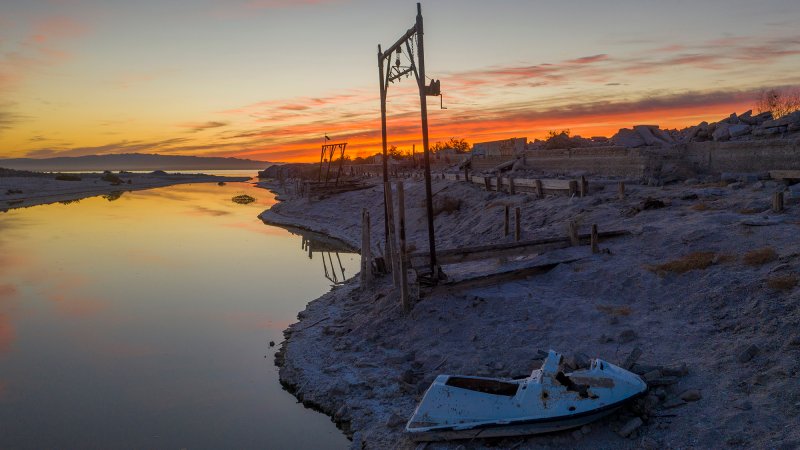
[0,172,250,211]
[259,176,800,449]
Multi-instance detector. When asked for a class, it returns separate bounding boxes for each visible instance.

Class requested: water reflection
[0,182,355,449]
[280,226,356,286]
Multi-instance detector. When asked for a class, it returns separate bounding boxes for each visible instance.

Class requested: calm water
[0,181,356,449]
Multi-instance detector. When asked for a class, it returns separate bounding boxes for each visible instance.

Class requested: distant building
[471,137,527,157]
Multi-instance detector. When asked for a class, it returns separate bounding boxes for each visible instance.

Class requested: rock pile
[611,109,800,148]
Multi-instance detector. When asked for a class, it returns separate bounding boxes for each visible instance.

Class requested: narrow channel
[0,180,355,449]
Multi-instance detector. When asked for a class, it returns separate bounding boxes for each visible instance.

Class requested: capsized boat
[405,350,647,441]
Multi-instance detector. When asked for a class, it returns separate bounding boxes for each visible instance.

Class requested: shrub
[766,274,798,291]
[55,174,82,181]
[101,173,122,184]
[647,251,716,275]
[743,247,777,266]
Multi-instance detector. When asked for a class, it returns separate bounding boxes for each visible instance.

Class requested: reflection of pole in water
[335,252,345,279]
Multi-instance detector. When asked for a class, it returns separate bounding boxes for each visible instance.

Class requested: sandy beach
[259,174,800,449]
[1,171,251,211]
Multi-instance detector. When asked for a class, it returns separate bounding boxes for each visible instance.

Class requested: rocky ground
[260,174,800,449]
[0,170,250,211]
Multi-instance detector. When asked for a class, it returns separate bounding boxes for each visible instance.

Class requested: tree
[756,88,800,119]
[544,129,572,150]
[387,145,405,159]
[431,137,470,154]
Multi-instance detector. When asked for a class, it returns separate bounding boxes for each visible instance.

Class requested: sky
[1,0,799,162]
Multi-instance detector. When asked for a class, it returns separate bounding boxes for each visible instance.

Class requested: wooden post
[773,192,784,212]
[496,174,502,193]
[515,207,521,242]
[360,209,372,290]
[567,221,579,246]
[569,180,578,197]
[590,224,599,254]
[509,177,516,195]
[504,205,510,236]
[534,179,544,199]
[464,166,469,183]
[397,182,410,312]
[484,177,491,191]
[618,181,626,200]
[384,182,400,287]
[579,176,588,197]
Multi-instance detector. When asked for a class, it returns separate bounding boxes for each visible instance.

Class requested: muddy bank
[261,176,800,449]
[1,172,250,210]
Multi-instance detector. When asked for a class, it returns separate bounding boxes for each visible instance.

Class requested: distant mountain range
[0,153,271,172]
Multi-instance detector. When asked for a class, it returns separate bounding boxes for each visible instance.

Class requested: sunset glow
[2,0,799,162]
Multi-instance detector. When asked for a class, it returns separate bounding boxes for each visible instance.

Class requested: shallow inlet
[0,181,355,449]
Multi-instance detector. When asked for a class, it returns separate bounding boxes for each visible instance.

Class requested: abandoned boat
[405,350,647,441]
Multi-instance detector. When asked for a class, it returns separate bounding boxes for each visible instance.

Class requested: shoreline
[1,172,251,211]
[259,175,800,449]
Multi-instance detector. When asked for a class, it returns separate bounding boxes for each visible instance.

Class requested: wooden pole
[773,192,784,212]
[384,182,399,287]
[397,181,410,312]
[360,209,372,290]
[569,180,578,197]
[496,174,502,193]
[579,176,587,197]
[567,221,579,246]
[515,207,521,242]
[618,181,626,200]
[484,177,491,191]
[535,179,544,199]
[509,177,516,195]
[464,166,469,183]
[590,224,599,254]
[504,205,510,236]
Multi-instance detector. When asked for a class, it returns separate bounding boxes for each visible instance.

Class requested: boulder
[612,128,647,148]
[728,124,751,138]
[712,122,731,141]
[634,125,669,146]
[737,110,755,125]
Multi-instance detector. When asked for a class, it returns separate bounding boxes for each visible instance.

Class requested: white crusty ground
[259,176,800,449]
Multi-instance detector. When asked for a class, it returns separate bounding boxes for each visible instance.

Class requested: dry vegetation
[691,202,711,211]
[743,247,778,266]
[766,274,798,291]
[647,251,716,275]
[596,304,632,317]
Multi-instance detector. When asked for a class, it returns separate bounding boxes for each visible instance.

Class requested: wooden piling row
[360,209,372,290]
[773,192,784,213]
[397,182,410,312]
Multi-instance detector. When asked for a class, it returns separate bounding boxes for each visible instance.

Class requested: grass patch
[647,251,716,275]
[766,274,798,291]
[596,305,632,317]
[232,194,256,204]
[54,174,82,181]
[743,247,778,266]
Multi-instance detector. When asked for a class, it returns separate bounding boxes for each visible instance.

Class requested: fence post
[397,182,410,312]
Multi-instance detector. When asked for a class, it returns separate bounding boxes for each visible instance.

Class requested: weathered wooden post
[384,182,400,287]
[464,166,469,183]
[569,180,578,197]
[773,192,784,212]
[591,224,599,254]
[484,177,491,191]
[567,221,579,246]
[579,176,588,197]
[515,207,521,242]
[535,179,544,199]
[509,177,516,195]
[397,181,410,312]
[496,174,503,192]
[618,181,626,200]
[360,209,372,290]
[504,205,510,236]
